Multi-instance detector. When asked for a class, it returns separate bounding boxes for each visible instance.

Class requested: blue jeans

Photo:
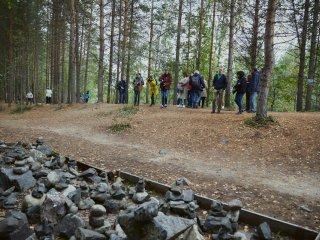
[161,89,168,106]
[119,91,125,104]
[250,92,258,112]
[191,89,201,107]
[235,92,244,112]
[134,90,140,106]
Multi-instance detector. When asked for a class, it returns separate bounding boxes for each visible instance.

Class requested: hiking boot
[160,105,164,108]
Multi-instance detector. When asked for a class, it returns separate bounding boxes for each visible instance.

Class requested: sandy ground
[0,103,319,231]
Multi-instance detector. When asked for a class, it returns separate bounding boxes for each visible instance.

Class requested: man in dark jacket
[117,79,126,104]
[133,73,144,106]
[249,68,260,113]
[212,68,228,113]
[159,69,172,108]
[189,70,205,108]
[234,71,247,114]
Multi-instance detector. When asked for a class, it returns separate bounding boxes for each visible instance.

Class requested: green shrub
[118,105,138,117]
[244,115,278,128]
[109,123,131,132]
[11,105,32,114]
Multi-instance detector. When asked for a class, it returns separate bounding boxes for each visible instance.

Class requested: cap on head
[194,70,199,74]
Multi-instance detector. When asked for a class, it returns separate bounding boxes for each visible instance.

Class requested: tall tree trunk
[296,0,310,111]
[225,0,236,108]
[256,0,278,119]
[45,6,51,92]
[107,0,116,103]
[60,0,66,103]
[97,0,105,103]
[146,0,154,104]
[125,0,134,104]
[68,0,76,103]
[83,3,93,95]
[33,9,40,104]
[75,0,81,103]
[305,0,319,111]
[115,0,123,104]
[174,0,183,105]
[186,0,192,70]
[250,0,260,70]
[196,0,205,70]
[207,0,217,107]
[52,0,60,104]
[121,0,129,102]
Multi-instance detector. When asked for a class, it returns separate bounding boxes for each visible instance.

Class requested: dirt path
[0,103,319,231]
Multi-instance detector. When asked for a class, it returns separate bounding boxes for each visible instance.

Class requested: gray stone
[176,224,204,240]
[103,199,128,214]
[203,216,233,234]
[29,149,47,162]
[91,192,109,204]
[118,211,195,240]
[159,149,169,155]
[68,189,82,205]
[75,227,106,240]
[69,205,79,214]
[182,190,194,202]
[36,137,45,145]
[13,166,30,174]
[90,204,107,217]
[110,182,126,200]
[227,210,240,223]
[26,205,41,224]
[31,183,46,199]
[57,214,85,238]
[22,194,46,211]
[132,191,150,204]
[134,199,159,222]
[89,216,105,228]
[228,199,243,211]
[0,168,36,191]
[40,191,67,224]
[3,192,18,209]
[165,191,183,201]
[233,231,248,240]
[25,156,35,164]
[79,198,95,210]
[97,182,109,193]
[78,168,97,178]
[62,184,77,197]
[2,186,15,196]
[128,187,136,198]
[135,178,146,192]
[4,147,29,160]
[47,170,61,186]
[36,144,53,156]
[14,159,27,166]
[257,222,272,240]
[94,220,112,233]
[30,161,41,171]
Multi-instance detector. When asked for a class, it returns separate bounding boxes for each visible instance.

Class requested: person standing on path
[234,71,247,114]
[189,70,205,108]
[212,68,227,113]
[117,79,127,104]
[147,76,158,106]
[159,69,172,108]
[246,74,251,112]
[26,91,34,105]
[248,68,260,113]
[46,87,52,104]
[133,73,144,106]
[200,79,208,108]
[85,90,90,103]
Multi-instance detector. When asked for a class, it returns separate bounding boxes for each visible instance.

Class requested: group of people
[122,67,260,114]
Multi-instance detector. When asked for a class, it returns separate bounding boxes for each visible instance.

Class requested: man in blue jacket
[189,70,205,108]
[212,68,228,113]
[249,68,260,113]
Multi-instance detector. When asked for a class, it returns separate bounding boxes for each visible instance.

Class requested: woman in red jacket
[159,69,172,108]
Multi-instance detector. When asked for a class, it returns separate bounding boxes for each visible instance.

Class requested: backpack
[191,75,201,89]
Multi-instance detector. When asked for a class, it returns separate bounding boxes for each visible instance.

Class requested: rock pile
[0,138,273,240]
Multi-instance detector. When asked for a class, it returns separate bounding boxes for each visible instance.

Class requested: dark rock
[57,214,85,238]
[3,192,17,209]
[182,190,194,202]
[32,168,51,179]
[104,199,128,214]
[132,191,150,204]
[97,182,109,193]
[91,192,109,204]
[26,205,41,224]
[165,190,183,201]
[128,187,136,198]
[135,178,146,192]
[210,200,224,212]
[55,182,69,190]
[118,210,195,240]
[134,199,159,222]
[2,186,15,196]
[87,175,102,184]
[34,221,54,239]
[14,159,27,166]
[203,216,233,234]
[36,137,45,145]
[31,183,46,199]
[78,168,97,178]
[61,184,76,196]
[110,183,126,200]
[227,210,240,223]
[227,199,243,211]
[3,156,15,164]
[75,227,106,240]
[0,168,36,191]
[69,167,79,177]
[67,189,81,205]
[257,222,272,240]
[36,144,53,156]
[29,149,47,163]
[4,147,29,160]
[79,198,95,210]
[90,204,107,217]
[30,161,41,171]
[89,216,105,228]
[13,166,30,174]
[40,191,67,224]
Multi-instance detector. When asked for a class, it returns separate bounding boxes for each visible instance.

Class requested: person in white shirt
[26,91,33,105]
[46,88,52,104]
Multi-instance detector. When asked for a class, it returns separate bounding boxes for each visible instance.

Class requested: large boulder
[0,168,36,191]
[57,214,85,238]
[40,190,67,224]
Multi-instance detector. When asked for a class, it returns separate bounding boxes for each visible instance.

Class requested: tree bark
[115,0,122,104]
[225,0,236,108]
[107,0,116,103]
[196,0,205,70]
[75,0,81,103]
[296,0,310,111]
[68,0,76,103]
[173,0,183,105]
[83,3,93,95]
[305,0,319,111]
[256,0,278,119]
[52,0,60,104]
[207,0,217,107]
[97,0,105,103]
[250,0,260,71]
[60,0,66,103]
[186,0,192,70]
[146,0,155,104]
[121,0,129,101]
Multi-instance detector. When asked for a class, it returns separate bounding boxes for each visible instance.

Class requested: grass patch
[11,105,32,114]
[244,115,278,128]
[109,122,131,132]
[118,105,138,117]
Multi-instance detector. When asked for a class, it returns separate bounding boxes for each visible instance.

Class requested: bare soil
[0,103,319,232]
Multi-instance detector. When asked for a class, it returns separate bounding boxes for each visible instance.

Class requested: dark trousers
[200,97,206,108]
[246,91,250,111]
[235,92,245,112]
[161,89,168,106]
[134,90,140,106]
[151,93,155,105]
[119,91,125,104]
[46,97,51,104]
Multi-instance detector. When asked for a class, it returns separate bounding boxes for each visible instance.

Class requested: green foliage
[118,105,139,117]
[244,115,278,128]
[11,104,32,114]
[109,123,131,133]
